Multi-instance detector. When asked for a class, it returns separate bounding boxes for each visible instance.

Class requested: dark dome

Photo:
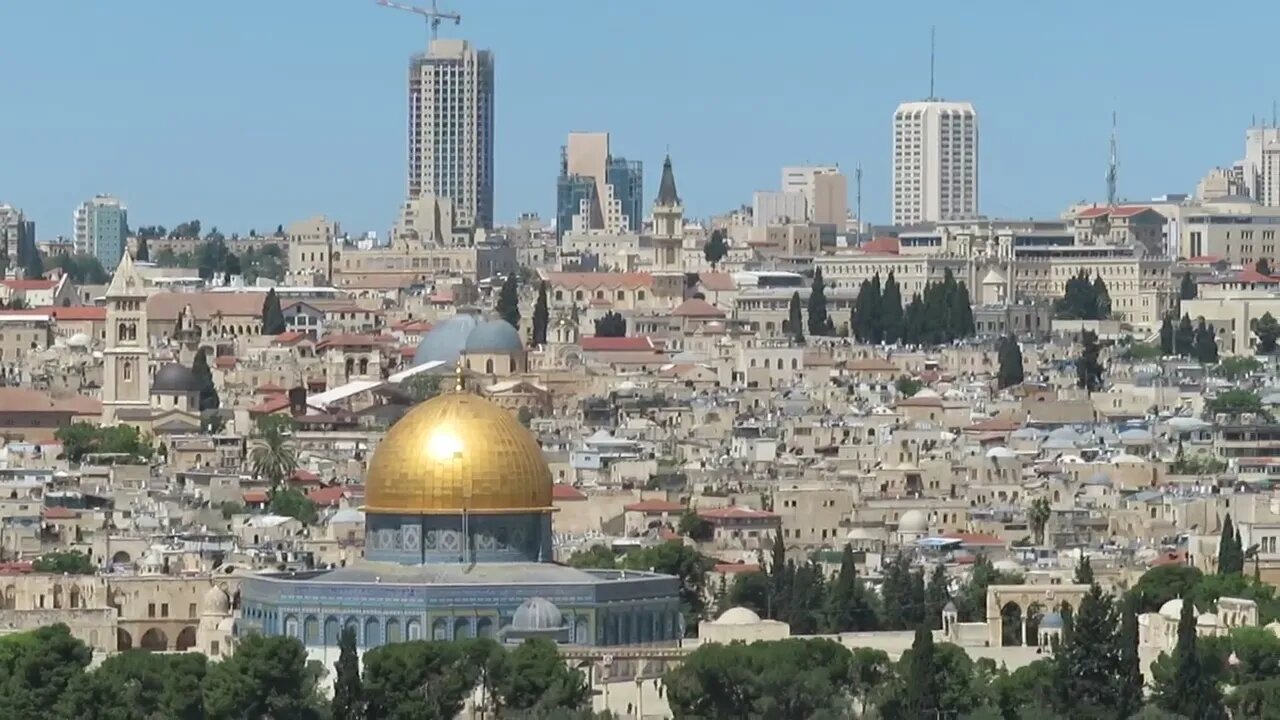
[464,318,523,354]
[413,313,480,367]
[152,362,199,394]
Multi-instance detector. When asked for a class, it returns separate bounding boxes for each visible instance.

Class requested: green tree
[1218,515,1243,575]
[60,650,207,720]
[202,634,323,720]
[1160,314,1175,355]
[998,336,1026,389]
[824,544,877,632]
[786,561,826,635]
[895,375,923,397]
[496,273,521,330]
[1206,388,1265,418]
[925,563,950,630]
[1172,314,1195,357]
[1214,356,1262,381]
[55,422,100,463]
[1074,555,1094,585]
[332,626,364,720]
[807,268,833,335]
[1028,497,1052,545]
[787,291,805,343]
[592,311,626,338]
[493,639,589,715]
[403,374,442,402]
[261,288,286,335]
[269,488,318,525]
[135,236,150,263]
[853,275,883,343]
[623,541,713,631]
[362,639,494,720]
[1076,330,1105,393]
[1092,275,1112,319]
[1130,565,1205,613]
[23,247,44,280]
[899,625,940,718]
[1154,597,1225,719]
[1117,593,1145,720]
[1259,258,1273,276]
[676,509,713,542]
[32,550,95,574]
[1193,318,1219,364]
[532,281,550,346]
[703,228,728,269]
[1049,584,1125,719]
[251,415,297,493]
[726,570,771,618]
[192,349,220,411]
[881,271,904,343]
[0,625,93,719]
[565,544,618,569]
[1180,272,1198,302]
[1253,312,1280,354]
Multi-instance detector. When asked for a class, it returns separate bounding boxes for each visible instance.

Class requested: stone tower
[101,251,151,425]
[651,154,684,271]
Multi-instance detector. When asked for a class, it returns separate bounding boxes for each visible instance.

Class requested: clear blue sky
[2,0,1274,238]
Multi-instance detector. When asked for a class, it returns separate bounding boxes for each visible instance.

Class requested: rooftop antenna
[375,0,460,42]
[1107,111,1119,208]
[855,163,863,245]
[928,26,937,100]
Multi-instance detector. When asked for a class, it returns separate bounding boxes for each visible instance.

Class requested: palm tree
[1028,497,1052,545]
[251,416,297,494]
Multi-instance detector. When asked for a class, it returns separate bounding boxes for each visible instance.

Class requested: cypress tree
[136,236,150,263]
[1117,593,1143,720]
[1176,314,1195,356]
[1180,272,1198,301]
[925,564,949,630]
[852,279,872,341]
[261,288,286,335]
[1076,330,1105,393]
[867,273,883,343]
[902,624,939,718]
[1091,275,1112,319]
[807,268,832,336]
[880,271,904,343]
[532,281,549,346]
[949,280,976,338]
[1159,314,1175,355]
[904,293,926,345]
[192,348,220,411]
[997,336,1025,389]
[1218,517,1240,575]
[1194,318,1219,364]
[1051,584,1123,717]
[768,528,789,620]
[1073,555,1094,585]
[496,272,521,330]
[1158,596,1225,719]
[332,626,364,720]
[824,544,876,632]
[787,291,805,343]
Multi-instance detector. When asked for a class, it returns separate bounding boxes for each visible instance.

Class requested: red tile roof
[393,319,433,332]
[581,336,657,352]
[242,490,269,504]
[50,306,106,321]
[697,272,737,292]
[274,331,310,345]
[551,484,587,501]
[1075,205,1160,219]
[316,334,394,350]
[290,469,321,484]
[249,396,291,415]
[624,499,685,513]
[1185,256,1223,265]
[671,298,726,318]
[214,356,237,369]
[42,506,78,520]
[699,506,778,521]
[307,485,362,507]
[860,237,900,254]
[2,279,57,291]
[257,383,286,394]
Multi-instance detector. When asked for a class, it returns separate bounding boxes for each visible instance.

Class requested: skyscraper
[0,204,36,273]
[891,101,979,225]
[74,194,128,266]
[555,132,643,238]
[408,38,494,229]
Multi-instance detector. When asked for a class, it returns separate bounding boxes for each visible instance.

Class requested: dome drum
[364,512,553,565]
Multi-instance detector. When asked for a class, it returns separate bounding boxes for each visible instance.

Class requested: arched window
[123,361,133,381]
[304,616,319,644]
[485,359,494,374]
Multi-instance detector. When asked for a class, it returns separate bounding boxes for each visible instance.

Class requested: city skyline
[3,0,1277,237]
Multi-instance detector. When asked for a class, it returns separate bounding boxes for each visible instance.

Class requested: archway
[140,628,168,652]
[111,551,131,565]
[385,618,402,644]
[1000,602,1024,646]
[175,626,197,651]
[117,629,133,651]
[1024,602,1044,647]
[476,617,494,639]
[324,616,340,645]
[453,617,471,640]
[364,617,381,648]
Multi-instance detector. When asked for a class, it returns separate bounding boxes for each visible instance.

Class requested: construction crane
[375,0,460,42]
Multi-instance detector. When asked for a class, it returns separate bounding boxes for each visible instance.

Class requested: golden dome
[364,389,553,515]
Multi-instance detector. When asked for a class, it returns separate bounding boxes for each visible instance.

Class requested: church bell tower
[101,252,152,425]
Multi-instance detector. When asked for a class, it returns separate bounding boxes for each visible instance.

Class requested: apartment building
[74,195,128,266]
[892,101,978,225]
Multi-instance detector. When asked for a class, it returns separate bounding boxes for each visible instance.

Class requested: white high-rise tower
[407,38,495,229]
[891,101,979,225]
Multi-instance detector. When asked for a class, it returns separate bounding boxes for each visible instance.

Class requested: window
[148,603,156,618]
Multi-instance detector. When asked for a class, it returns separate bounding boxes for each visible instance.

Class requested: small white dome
[986,446,1017,459]
[716,607,762,625]
[1159,598,1186,620]
[1197,612,1220,627]
[202,585,231,615]
[66,332,91,348]
[912,388,941,399]
[898,510,929,533]
[993,559,1022,573]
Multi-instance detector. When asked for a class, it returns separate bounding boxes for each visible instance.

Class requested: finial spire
[929,25,936,100]
[454,358,465,392]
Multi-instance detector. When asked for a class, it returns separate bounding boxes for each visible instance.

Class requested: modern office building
[0,204,36,272]
[1235,126,1280,207]
[74,195,129,266]
[555,132,642,238]
[408,38,495,229]
[752,191,808,227]
[892,101,979,225]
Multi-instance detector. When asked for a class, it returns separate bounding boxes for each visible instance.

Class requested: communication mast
[1107,111,1119,208]
[375,0,461,42]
